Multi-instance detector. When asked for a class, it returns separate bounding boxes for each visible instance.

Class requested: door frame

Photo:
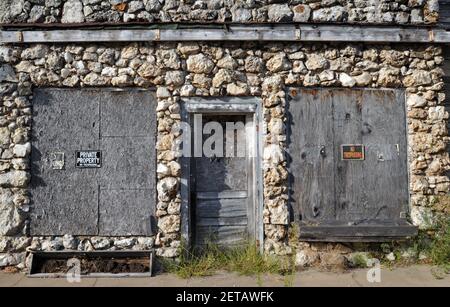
[180,97,264,250]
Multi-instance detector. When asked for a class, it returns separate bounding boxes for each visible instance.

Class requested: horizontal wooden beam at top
[1,25,450,43]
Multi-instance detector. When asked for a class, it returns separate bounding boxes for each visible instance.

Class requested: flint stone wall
[0,41,448,268]
[0,0,440,25]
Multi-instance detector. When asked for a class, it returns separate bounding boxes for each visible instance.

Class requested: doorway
[180,97,263,250]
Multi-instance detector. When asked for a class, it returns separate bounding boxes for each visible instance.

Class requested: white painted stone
[62,0,85,23]
[12,143,31,158]
[339,73,356,87]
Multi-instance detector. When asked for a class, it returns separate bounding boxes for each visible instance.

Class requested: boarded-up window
[287,88,417,241]
[30,89,156,236]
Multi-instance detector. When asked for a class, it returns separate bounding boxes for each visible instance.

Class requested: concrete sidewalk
[0,265,449,287]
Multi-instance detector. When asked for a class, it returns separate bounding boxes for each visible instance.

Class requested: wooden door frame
[180,97,264,250]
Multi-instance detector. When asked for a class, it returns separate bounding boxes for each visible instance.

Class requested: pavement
[0,265,449,287]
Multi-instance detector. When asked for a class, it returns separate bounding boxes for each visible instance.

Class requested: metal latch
[50,152,65,170]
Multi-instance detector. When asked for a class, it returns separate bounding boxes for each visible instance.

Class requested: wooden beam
[1,25,449,43]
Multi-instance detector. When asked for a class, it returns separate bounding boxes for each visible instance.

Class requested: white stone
[62,0,85,23]
[0,253,25,267]
[354,72,372,86]
[0,189,22,236]
[293,4,311,22]
[12,143,31,158]
[268,118,284,135]
[165,71,185,86]
[263,144,285,168]
[428,106,448,121]
[407,94,427,108]
[101,67,118,77]
[157,163,171,177]
[386,252,396,261]
[268,4,293,22]
[91,237,111,249]
[339,73,356,87]
[157,87,171,98]
[186,54,215,74]
[157,214,181,233]
[217,55,238,70]
[157,177,178,202]
[180,84,195,96]
[411,206,437,230]
[111,75,134,87]
[295,250,319,267]
[0,64,17,82]
[156,247,179,257]
[114,238,135,249]
[305,54,328,71]
[62,234,78,250]
[0,171,30,188]
[226,83,249,96]
[266,53,291,72]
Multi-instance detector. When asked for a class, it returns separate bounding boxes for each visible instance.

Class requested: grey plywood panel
[360,90,409,221]
[31,89,100,235]
[31,89,157,236]
[287,89,335,222]
[333,90,366,222]
[100,137,155,190]
[98,189,154,236]
[101,91,156,137]
[30,183,98,235]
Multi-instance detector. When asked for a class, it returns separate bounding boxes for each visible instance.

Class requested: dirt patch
[1,266,20,274]
[35,257,150,274]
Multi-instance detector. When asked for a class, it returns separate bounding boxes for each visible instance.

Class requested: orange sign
[341,145,365,160]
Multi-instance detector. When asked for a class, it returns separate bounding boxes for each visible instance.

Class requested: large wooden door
[288,88,416,241]
[193,115,251,247]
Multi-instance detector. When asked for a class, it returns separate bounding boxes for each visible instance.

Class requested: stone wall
[0,0,440,25]
[0,41,449,268]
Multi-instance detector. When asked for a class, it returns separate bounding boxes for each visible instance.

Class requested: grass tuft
[163,241,295,279]
[429,218,450,270]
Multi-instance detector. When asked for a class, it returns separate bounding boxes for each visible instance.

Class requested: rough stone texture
[0,1,438,25]
[0,42,448,267]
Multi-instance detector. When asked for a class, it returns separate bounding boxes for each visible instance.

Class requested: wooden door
[193,115,251,247]
[288,88,416,241]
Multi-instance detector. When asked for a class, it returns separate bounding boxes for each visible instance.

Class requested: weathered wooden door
[193,115,252,247]
[288,88,416,241]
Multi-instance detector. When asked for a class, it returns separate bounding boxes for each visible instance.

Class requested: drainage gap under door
[28,250,153,278]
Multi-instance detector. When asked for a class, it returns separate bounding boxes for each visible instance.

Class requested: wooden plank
[298,25,432,43]
[160,26,296,41]
[299,224,418,241]
[333,90,366,222]
[184,97,258,114]
[195,225,248,246]
[196,199,247,218]
[1,26,448,43]
[288,88,335,222]
[196,217,248,226]
[197,191,247,199]
[360,89,409,222]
